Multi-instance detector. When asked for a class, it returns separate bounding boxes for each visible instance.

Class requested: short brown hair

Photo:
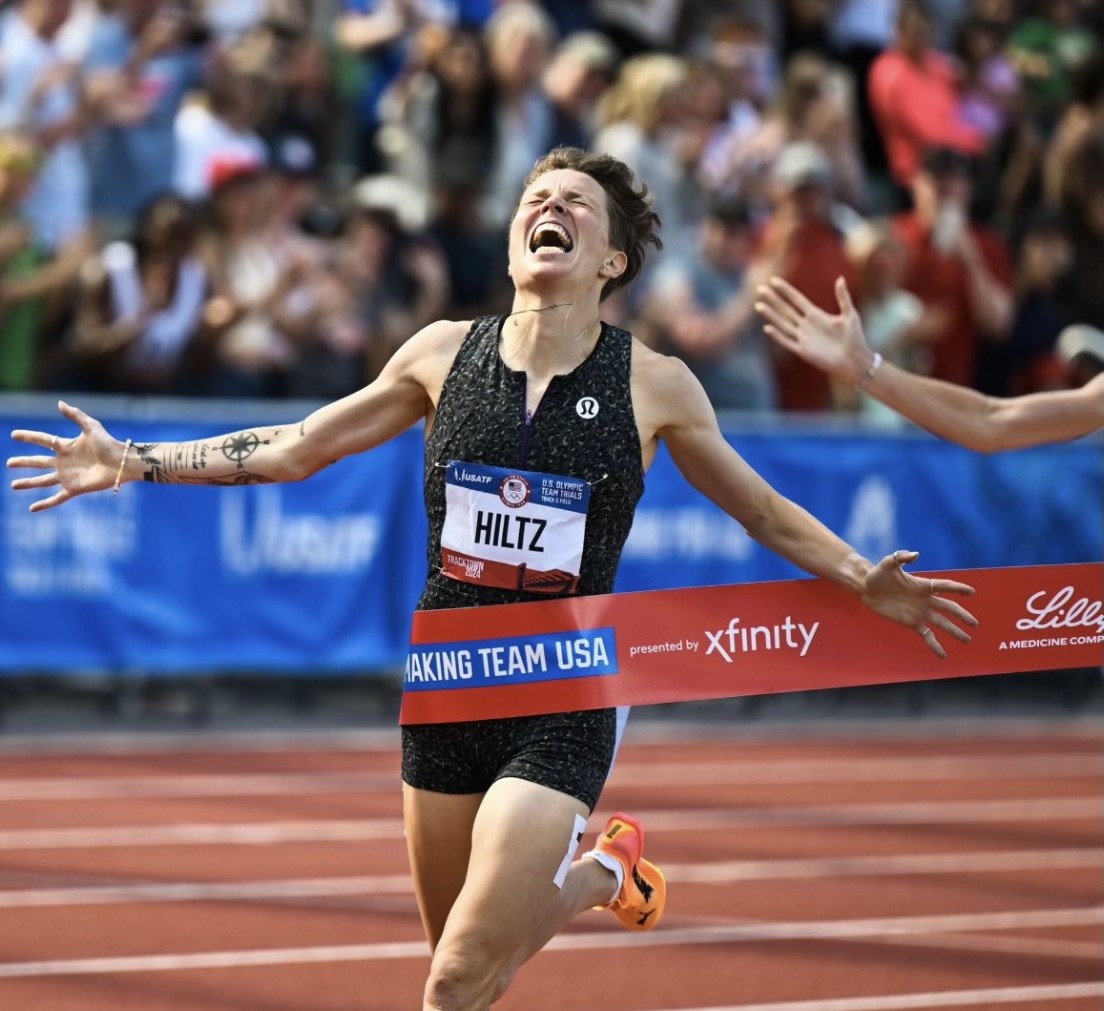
[520,146,662,300]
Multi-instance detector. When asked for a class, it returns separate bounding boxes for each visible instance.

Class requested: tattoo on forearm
[220,430,273,469]
[137,431,276,485]
[299,420,306,438]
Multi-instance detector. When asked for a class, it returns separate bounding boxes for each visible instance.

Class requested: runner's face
[508,169,618,294]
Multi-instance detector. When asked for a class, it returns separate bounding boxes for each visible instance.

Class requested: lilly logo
[1015,587,1104,634]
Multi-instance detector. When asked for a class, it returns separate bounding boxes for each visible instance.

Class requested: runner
[8,147,978,1011]
[756,275,1104,450]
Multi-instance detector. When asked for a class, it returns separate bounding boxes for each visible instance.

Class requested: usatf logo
[576,396,599,419]
[499,474,531,508]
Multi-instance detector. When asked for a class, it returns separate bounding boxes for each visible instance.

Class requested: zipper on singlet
[520,403,533,467]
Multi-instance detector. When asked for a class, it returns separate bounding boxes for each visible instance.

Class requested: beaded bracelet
[856,351,883,390]
[113,439,132,497]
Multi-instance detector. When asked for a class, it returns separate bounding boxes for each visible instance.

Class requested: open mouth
[529,222,574,253]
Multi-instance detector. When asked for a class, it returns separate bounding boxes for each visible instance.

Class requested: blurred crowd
[0,0,1101,412]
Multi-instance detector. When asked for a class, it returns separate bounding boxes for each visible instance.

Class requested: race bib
[440,461,591,595]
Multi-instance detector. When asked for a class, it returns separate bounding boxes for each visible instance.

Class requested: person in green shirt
[1007,0,1097,129]
[0,132,47,391]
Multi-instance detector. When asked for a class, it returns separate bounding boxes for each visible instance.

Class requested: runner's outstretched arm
[756,276,1104,452]
[7,320,465,511]
[641,350,978,658]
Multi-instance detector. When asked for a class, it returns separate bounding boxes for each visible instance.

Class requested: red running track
[0,717,1100,1011]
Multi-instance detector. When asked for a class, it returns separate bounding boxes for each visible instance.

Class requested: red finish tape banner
[400,563,1104,725]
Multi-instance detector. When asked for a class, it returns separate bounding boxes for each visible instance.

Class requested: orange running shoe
[593,812,666,931]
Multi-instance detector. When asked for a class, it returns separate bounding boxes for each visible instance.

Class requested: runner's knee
[424,935,507,1010]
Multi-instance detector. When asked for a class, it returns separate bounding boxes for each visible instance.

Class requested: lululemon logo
[576,396,599,419]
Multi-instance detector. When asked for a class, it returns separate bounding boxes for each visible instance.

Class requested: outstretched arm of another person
[642,351,978,657]
[756,276,1104,452]
[8,319,464,512]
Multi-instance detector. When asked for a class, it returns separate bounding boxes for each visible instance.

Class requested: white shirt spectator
[0,10,90,251]
[172,102,268,200]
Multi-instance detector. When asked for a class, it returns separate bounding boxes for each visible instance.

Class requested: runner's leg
[420,776,617,1011]
[403,785,483,948]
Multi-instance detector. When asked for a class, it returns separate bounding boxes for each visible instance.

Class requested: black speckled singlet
[401,314,645,809]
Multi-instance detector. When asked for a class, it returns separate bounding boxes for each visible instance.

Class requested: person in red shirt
[892,146,1013,388]
[869,0,987,190]
[756,141,853,411]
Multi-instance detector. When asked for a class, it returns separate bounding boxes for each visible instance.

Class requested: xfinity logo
[705,616,820,661]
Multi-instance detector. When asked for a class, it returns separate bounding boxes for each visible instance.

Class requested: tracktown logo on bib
[499,474,531,508]
[576,396,599,419]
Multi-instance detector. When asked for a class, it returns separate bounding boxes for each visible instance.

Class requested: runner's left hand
[861,550,977,658]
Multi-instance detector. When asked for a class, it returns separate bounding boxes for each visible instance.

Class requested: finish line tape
[399,563,1103,724]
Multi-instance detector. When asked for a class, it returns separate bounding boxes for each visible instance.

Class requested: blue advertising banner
[1,398,1100,675]
[1,408,429,673]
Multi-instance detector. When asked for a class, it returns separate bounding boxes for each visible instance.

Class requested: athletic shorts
[401,707,628,812]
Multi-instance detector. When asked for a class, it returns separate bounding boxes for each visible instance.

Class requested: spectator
[778,0,840,64]
[0,0,94,252]
[719,51,867,211]
[481,1,558,232]
[261,11,338,170]
[65,193,209,393]
[1002,209,1074,394]
[759,142,854,411]
[640,194,777,411]
[335,0,452,175]
[696,17,771,195]
[542,30,620,152]
[1043,50,1104,210]
[265,132,325,264]
[331,196,449,382]
[0,0,97,383]
[379,23,498,209]
[83,0,206,235]
[172,44,271,201]
[843,220,934,423]
[892,146,1013,390]
[195,159,305,397]
[868,0,987,193]
[198,0,268,42]
[428,175,510,320]
[1053,127,1104,330]
[590,0,683,59]
[1006,0,1097,133]
[953,15,1020,145]
[0,132,48,391]
[593,53,697,253]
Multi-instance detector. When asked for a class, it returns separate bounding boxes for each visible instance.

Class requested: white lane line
[0,907,1099,978]
[633,981,1104,1011]
[0,796,1097,851]
[663,847,1104,882]
[0,875,413,907]
[609,753,1103,786]
[0,752,1097,802]
[0,819,406,850]
[0,771,400,801]
[872,928,1103,963]
[2,848,1098,908]
[636,796,1104,830]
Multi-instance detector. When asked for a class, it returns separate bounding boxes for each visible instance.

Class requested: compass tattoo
[136,429,279,485]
